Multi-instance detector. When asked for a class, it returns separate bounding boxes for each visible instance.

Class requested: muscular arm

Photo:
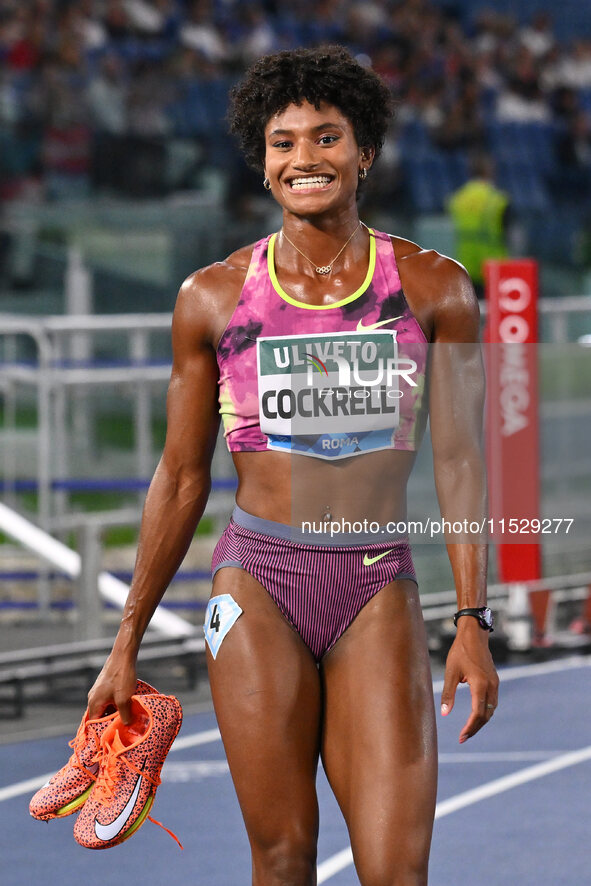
[397,242,498,743]
[428,257,498,742]
[428,258,487,606]
[88,271,222,722]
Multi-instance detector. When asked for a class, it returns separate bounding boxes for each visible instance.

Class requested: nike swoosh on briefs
[363,549,394,566]
[94,765,144,842]
[356,315,403,331]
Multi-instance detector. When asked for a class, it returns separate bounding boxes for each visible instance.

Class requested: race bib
[204,594,243,659]
[257,330,417,459]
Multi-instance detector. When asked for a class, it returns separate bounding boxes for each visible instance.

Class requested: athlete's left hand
[440,618,499,743]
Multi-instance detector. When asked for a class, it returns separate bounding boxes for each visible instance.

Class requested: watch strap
[453,607,494,631]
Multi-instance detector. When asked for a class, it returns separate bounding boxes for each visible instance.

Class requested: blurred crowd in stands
[1,0,591,240]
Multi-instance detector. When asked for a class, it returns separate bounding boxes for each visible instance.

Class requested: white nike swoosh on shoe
[356,315,403,331]
[94,767,144,842]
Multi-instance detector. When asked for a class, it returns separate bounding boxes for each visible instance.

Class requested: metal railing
[1,289,591,621]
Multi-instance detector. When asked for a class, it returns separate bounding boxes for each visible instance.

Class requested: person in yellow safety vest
[447,154,510,297]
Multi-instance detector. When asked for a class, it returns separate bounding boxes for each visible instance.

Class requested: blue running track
[1,656,589,885]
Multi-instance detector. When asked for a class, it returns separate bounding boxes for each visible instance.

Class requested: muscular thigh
[206,567,322,846]
[320,579,437,876]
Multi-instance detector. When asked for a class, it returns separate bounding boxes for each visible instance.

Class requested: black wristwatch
[453,606,494,632]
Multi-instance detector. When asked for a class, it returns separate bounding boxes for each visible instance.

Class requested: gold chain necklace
[281,222,362,275]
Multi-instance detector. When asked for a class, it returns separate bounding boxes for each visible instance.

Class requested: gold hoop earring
[358,168,368,181]
[263,177,271,190]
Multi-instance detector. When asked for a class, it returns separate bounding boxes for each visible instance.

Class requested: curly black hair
[229,45,393,173]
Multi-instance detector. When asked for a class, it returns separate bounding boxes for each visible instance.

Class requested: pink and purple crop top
[216,228,428,460]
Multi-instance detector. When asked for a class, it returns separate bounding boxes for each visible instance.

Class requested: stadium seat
[496,159,551,213]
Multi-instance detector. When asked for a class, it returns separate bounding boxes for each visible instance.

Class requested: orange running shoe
[73,692,183,849]
[29,680,157,821]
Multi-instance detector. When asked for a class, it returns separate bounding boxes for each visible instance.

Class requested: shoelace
[92,742,160,803]
[93,735,182,849]
[57,719,99,781]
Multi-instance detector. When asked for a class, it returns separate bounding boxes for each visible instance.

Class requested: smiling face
[263,101,373,219]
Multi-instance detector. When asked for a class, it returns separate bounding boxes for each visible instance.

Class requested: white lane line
[494,654,591,683]
[317,849,354,883]
[434,745,591,817]
[5,748,556,804]
[163,760,229,782]
[0,726,222,804]
[316,744,591,883]
[0,773,56,804]
[170,727,221,751]
[438,751,561,763]
[432,653,591,693]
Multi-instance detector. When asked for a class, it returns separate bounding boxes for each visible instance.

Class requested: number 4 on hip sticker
[204,594,243,659]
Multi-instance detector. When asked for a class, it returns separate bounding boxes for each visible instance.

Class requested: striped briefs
[211,506,417,662]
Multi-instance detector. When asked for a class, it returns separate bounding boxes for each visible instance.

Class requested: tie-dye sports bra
[216,227,429,461]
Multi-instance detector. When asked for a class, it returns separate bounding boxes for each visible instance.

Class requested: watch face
[480,608,494,629]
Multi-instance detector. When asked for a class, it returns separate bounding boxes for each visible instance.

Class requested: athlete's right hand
[87,655,137,725]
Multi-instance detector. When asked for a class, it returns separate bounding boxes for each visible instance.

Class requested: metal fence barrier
[1,289,591,626]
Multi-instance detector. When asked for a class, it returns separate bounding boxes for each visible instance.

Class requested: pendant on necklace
[323,506,332,521]
[315,266,331,275]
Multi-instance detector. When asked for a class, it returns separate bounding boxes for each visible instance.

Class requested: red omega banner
[484,259,549,638]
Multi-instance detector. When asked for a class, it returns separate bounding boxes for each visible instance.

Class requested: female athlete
[88,46,499,885]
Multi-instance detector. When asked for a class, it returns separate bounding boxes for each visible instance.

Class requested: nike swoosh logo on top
[94,765,144,842]
[356,315,403,332]
[363,549,394,566]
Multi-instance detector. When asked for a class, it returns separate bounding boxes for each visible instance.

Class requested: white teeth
[290,176,332,190]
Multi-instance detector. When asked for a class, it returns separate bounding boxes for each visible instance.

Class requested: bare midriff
[233,449,416,527]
